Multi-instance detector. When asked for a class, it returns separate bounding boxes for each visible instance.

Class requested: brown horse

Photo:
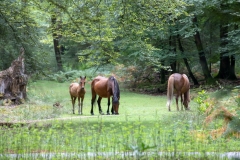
[166,73,190,111]
[90,76,120,115]
[69,76,86,114]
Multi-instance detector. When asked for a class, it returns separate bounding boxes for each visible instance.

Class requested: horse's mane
[109,76,120,104]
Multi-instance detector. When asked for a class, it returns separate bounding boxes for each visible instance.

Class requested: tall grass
[0,115,235,159]
[0,80,239,159]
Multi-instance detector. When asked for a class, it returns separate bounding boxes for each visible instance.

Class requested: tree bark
[216,22,230,79]
[51,14,63,71]
[0,48,28,105]
[192,16,215,84]
[177,34,199,85]
[169,35,177,73]
[229,54,237,80]
[216,20,237,80]
[160,60,166,84]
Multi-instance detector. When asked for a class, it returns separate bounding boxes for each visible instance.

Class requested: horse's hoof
[107,112,110,115]
[115,113,119,115]
[91,113,94,115]
[100,112,105,115]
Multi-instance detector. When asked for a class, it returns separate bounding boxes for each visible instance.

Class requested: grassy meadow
[0,80,239,159]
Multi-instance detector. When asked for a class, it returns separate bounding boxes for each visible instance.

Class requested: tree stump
[0,48,27,105]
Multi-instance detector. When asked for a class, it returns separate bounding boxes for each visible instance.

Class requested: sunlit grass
[0,80,239,159]
[3,80,177,121]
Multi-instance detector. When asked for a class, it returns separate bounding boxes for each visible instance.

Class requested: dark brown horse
[69,76,86,114]
[166,73,190,111]
[90,76,120,115]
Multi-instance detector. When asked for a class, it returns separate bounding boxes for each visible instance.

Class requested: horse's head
[112,96,120,115]
[183,91,190,110]
[183,99,189,110]
[109,76,120,115]
[79,76,86,90]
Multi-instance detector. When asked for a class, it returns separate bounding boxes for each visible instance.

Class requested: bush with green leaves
[194,90,210,113]
[43,67,112,83]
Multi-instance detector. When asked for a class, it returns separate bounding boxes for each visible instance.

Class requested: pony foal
[166,73,190,111]
[69,76,86,114]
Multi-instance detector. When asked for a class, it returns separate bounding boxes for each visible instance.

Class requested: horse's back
[170,73,184,91]
[182,74,189,84]
[69,83,79,97]
[181,74,190,93]
[95,76,107,80]
[169,73,189,94]
[91,76,108,87]
[69,82,78,89]
[91,76,109,97]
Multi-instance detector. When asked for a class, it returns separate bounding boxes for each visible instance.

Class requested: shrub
[194,90,210,113]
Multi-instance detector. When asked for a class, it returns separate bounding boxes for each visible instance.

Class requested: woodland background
[1,1,240,158]
[1,0,240,87]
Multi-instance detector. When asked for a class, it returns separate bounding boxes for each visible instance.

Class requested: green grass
[0,80,239,159]
[2,80,174,121]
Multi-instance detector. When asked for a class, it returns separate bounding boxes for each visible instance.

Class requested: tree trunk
[192,16,215,84]
[177,34,199,85]
[0,48,28,105]
[216,22,230,79]
[216,22,237,80]
[169,34,177,73]
[160,60,166,84]
[229,25,238,80]
[51,14,63,71]
[229,54,237,80]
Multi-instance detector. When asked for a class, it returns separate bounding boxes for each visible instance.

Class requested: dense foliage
[1,1,240,158]
[0,0,240,84]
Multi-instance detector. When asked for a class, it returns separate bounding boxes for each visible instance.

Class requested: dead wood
[0,48,27,105]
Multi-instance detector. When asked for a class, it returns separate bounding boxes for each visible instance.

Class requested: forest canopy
[0,0,240,85]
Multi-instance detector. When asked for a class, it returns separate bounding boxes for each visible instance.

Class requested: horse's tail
[166,75,174,110]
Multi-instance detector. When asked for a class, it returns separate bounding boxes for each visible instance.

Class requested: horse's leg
[106,97,110,115]
[183,93,189,110]
[111,102,114,115]
[175,94,179,111]
[80,96,84,115]
[180,94,183,111]
[77,96,81,115]
[91,94,96,115]
[71,96,76,114]
[97,96,103,114]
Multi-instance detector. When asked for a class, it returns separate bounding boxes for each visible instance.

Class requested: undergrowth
[0,81,240,159]
[0,114,236,159]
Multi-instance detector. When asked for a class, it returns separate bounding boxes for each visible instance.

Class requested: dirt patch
[0,115,117,128]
